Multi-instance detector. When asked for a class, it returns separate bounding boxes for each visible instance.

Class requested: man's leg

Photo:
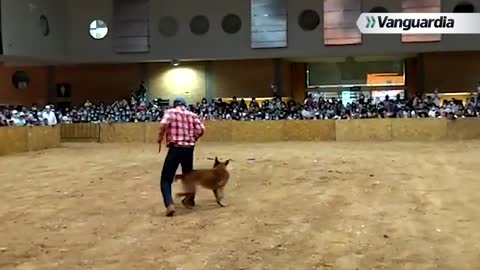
[179,147,195,207]
[161,147,181,216]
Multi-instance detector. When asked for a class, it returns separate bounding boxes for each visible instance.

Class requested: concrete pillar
[205,61,214,100]
[139,63,150,99]
[405,57,418,97]
[291,63,307,102]
[416,54,425,94]
[273,58,282,96]
[46,66,55,104]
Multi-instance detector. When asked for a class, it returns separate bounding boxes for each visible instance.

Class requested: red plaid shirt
[159,106,205,146]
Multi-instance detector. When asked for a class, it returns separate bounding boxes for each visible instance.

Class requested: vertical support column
[46,66,55,104]
[291,63,307,102]
[0,2,3,55]
[272,58,283,96]
[404,57,418,97]
[416,54,425,94]
[139,63,150,99]
[205,61,214,101]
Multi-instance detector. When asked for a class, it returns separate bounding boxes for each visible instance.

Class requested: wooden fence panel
[60,123,100,142]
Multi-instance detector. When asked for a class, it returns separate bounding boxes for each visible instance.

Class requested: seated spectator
[249,97,259,108]
[428,106,438,118]
[415,97,428,118]
[0,110,9,126]
[231,96,239,107]
[239,98,248,111]
[25,111,38,125]
[10,110,26,126]
[304,94,314,107]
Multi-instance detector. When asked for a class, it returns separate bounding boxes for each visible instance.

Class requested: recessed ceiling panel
[323,0,362,45]
[251,0,287,48]
[401,0,441,43]
[113,0,150,53]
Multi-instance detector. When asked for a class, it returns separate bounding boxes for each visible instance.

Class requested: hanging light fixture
[171,59,180,67]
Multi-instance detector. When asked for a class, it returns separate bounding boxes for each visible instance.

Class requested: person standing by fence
[42,105,57,126]
[158,97,205,217]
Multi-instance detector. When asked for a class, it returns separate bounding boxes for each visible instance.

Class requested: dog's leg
[181,182,196,209]
[174,174,183,182]
[181,194,195,209]
[213,188,226,207]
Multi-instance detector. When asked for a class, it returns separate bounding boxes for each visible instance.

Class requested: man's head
[45,105,51,112]
[173,97,187,107]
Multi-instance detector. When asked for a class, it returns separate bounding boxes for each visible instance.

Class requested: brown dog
[175,157,230,208]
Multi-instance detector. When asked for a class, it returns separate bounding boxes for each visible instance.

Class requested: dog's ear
[225,159,231,166]
[214,157,220,166]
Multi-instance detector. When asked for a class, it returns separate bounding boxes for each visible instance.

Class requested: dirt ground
[0,142,479,270]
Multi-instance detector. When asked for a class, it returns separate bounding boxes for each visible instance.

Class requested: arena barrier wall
[0,126,61,156]
[99,123,146,143]
[56,118,480,144]
[446,118,480,140]
[391,118,447,141]
[335,119,392,141]
[61,123,100,142]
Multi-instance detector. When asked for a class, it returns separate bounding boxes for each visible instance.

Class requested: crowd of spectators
[0,92,164,126]
[299,91,480,120]
[195,91,480,120]
[2,90,480,126]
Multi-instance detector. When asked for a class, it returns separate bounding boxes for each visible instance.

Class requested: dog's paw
[181,196,195,209]
[217,201,227,207]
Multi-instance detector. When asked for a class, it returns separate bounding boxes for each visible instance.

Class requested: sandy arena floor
[0,142,479,270]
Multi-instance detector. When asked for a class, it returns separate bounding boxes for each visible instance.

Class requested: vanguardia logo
[365,16,376,28]
[356,13,479,34]
[377,15,454,31]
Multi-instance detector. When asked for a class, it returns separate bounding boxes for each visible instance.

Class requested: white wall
[2,0,480,63]
[1,0,66,61]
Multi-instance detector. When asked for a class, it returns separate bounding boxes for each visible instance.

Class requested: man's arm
[158,110,170,143]
[158,124,167,143]
[193,115,205,140]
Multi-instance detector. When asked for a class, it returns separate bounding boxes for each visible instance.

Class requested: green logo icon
[366,16,376,28]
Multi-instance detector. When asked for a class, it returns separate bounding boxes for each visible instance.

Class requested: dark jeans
[160,145,194,207]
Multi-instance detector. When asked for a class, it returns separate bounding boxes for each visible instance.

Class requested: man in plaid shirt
[158,97,205,217]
